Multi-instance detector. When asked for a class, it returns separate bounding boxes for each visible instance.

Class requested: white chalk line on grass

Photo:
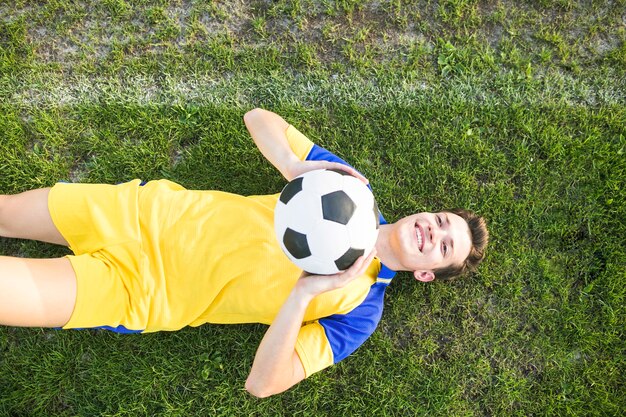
[2,71,624,108]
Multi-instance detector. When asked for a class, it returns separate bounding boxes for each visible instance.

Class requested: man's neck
[374,223,402,272]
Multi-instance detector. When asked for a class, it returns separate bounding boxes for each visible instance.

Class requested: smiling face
[388,211,472,281]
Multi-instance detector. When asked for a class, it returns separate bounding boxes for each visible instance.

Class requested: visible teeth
[416,226,422,251]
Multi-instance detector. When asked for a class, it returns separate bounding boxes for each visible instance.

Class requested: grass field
[0,0,625,415]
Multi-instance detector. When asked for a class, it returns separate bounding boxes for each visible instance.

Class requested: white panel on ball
[347,207,378,250]
[281,190,322,235]
[341,174,374,209]
[302,169,344,196]
[297,255,338,276]
[308,218,351,261]
[273,200,289,233]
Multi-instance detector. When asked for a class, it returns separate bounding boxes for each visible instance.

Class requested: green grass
[0,0,625,415]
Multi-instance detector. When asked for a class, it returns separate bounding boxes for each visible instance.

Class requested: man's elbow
[243,108,264,125]
[245,376,293,398]
[245,376,278,398]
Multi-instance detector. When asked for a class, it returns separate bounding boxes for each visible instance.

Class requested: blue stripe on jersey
[306,144,353,169]
[378,263,396,279]
[319,283,387,363]
[95,325,143,334]
[65,325,144,334]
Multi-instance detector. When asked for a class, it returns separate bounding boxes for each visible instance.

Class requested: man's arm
[244,108,300,181]
[245,250,376,398]
[243,108,367,183]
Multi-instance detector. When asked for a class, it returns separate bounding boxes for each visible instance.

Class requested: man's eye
[436,216,441,225]
[443,243,448,255]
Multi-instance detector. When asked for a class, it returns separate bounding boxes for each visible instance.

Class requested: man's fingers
[326,162,369,185]
[358,249,377,272]
[345,248,377,278]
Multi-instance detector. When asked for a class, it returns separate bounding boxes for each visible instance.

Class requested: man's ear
[413,270,435,282]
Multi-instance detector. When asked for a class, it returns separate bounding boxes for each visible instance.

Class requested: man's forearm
[244,108,369,184]
[244,108,300,181]
[245,283,312,397]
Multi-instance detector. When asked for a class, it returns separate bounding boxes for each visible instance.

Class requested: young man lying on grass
[0,108,488,397]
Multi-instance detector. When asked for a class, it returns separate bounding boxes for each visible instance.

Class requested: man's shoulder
[318,281,389,363]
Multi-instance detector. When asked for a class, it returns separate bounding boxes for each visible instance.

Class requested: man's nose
[428,224,436,242]
[429,224,443,243]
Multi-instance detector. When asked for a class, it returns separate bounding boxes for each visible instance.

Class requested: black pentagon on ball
[321,190,356,225]
[283,227,311,259]
[334,247,365,271]
[279,177,303,205]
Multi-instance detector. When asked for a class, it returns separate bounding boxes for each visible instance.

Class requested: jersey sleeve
[294,322,334,377]
[285,124,357,171]
[294,283,386,377]
[285,125,315,161]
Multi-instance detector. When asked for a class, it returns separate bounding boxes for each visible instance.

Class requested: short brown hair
[432,208,489,280]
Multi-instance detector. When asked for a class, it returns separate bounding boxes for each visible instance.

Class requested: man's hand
[286,159,369,185]
[295,249,377,298]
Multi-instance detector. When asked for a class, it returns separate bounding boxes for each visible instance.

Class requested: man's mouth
[415,222,423,252]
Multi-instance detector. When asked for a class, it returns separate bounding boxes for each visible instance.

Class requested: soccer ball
[274,169,380,275]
